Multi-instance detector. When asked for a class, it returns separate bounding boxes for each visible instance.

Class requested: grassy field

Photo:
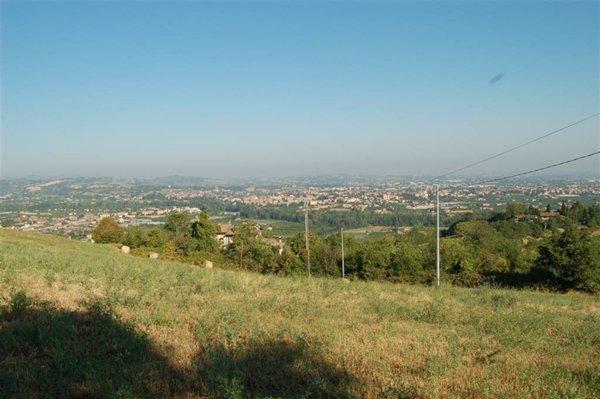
[253,219,339,237]
[1,229,599,398]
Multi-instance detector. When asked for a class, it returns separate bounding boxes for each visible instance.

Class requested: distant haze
[1,1,598,179]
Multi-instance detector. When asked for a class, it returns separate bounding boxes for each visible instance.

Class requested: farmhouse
[540,211,559,220]
[216,224,235,247]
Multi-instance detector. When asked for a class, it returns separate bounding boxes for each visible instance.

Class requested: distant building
[516,214,538,222]
[216,224,235,247]
[540,211,559,221]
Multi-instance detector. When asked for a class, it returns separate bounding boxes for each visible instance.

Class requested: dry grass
[1,229,599,398]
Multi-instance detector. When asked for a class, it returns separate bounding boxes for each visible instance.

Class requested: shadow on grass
[0,293,197,398]
[483,270,546,289]
[196,338,358,399]
[0,292,365,398]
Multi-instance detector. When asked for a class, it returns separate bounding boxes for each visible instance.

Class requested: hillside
[1,229,599,398]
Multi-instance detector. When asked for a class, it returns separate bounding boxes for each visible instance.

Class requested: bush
[92,218,124,244]
[122,227,146,248]
[450,268,484,288]
[535,227,599,293]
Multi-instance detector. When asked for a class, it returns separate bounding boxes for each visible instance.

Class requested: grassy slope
[1,229,599,399]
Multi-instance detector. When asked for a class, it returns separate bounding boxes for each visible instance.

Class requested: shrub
[122,227,146,248]
[535,227,599,293]
[92,218,124,244]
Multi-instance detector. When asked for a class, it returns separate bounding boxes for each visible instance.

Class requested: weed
[9,290,31,315]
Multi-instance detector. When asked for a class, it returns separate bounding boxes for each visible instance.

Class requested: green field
[253,219,307,236]
[1,229,599,398]
[253,219,340,237]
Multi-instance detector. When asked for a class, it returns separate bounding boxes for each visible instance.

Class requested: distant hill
[1,229,599,398]
[150,175,216,186]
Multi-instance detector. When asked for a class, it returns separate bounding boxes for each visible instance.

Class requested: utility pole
[436,184,441,288]
[341,227,345,278]
[240,240,244,270]
[305,200,311,278]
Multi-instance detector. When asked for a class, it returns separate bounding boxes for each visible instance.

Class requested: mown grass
[1,229,599,398]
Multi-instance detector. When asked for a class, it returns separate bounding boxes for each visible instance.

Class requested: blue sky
[1,1,598,178]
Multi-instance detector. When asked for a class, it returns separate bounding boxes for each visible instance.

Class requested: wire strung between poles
[475,151,600,185]
[434,112,599,181]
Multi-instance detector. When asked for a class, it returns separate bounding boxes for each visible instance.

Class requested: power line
[407,114,599,208]
[409,150,600,208]
[434,112,599,181]
[413,115,598,289]
[476,151,600,185]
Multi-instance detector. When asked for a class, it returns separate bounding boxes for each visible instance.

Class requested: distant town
[1,176,597,240]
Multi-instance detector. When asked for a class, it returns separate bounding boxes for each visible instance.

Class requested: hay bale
[203,260,213,269]
[149,252,159,259]
[120,245,130,254]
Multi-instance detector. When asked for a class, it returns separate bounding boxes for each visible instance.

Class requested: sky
[1,1,598,179]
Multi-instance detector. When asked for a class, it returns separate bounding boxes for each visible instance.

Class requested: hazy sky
[1,1,598,179]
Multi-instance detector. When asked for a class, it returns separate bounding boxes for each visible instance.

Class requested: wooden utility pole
[240,240,244,270]
[304,200,311,278]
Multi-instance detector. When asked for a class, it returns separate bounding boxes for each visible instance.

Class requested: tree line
[227,203,462,229]
[92,201,600,293]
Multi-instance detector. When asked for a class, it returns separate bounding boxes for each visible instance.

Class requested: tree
[442,238,476,272]
[268,247,304,275]
[527,204,540,216]
[190,211,218,252]
[390,239,427,283]
[505,202,523,220]
[92,217,124,244]
[351,236,395,281]
[146,228,166,249]
[122,227,146,248]
[164,212,192,234]
[287,232,334,276]
[583,205,600,227]
[164,212,195,257]
[535,227,599,293]
[227,221,262,271]
[566,201,587,224]
[560,201,568,216]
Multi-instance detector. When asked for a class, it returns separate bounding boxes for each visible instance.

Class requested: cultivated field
[1,229,598,398]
